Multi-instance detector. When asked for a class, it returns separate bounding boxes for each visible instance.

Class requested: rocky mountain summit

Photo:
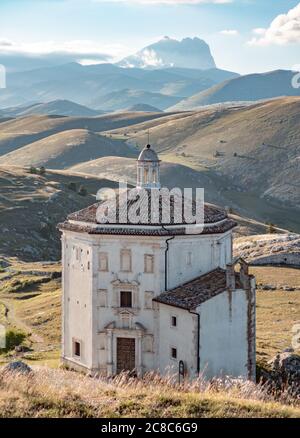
[119,36,216,70]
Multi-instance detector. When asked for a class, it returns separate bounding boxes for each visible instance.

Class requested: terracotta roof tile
[153,268,242,310]
[67,189,228,226]
[58,219,237,236]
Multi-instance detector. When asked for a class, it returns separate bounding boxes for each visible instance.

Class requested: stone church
[58,144,256,380]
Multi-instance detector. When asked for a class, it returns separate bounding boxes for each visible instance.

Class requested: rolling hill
[0,165,118,261]
[0,130,134,169]
[0,100,103,117]
[0,164,275,263]
[0,97,299,233]
[170,70,300,110]
[0,111,172,156]
[122,104,163,113]
[91,88,181,111]
[105,97,300,232]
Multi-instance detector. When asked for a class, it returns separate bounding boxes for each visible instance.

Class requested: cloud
[220,29,239,36]
[249,3,300,46]
[0,39,14,47]
[0,39,129,66]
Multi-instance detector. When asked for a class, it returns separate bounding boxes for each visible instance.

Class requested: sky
[0,0,300,74]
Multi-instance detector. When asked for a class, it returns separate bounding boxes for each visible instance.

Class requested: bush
[67,182,77,192]
[29,166,38,174]
[1,328,27,352]
[2,276,51,294]
[78,185,87,196]
[267,223,277,234]
[39,166,46,175]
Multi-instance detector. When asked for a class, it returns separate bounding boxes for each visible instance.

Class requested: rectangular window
[73,340,81,358]
[120,291,132,308]
[99,252,108,272]
[98,289,107,308]
[171,347,177,360]
[121,249,131,272]
[171,316,177,327]
[186,252,192,266]
[144,254,154,273]
[144,291,154,309]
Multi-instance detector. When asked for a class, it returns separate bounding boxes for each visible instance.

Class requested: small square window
[171,347,177,359]
[120,291,132,308]
[74,341,81,358]
[171,316,177,327]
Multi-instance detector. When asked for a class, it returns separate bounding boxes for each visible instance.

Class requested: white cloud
[249,3,300,46]
[220,29,239,36]
[0,39,128,63]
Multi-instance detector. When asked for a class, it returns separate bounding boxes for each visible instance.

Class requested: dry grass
[250,267,300,362]
[0,368,300,418]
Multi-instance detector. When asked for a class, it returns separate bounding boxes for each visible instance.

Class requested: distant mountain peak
[118,36,216,70]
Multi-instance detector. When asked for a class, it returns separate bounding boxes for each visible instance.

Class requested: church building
[58,143,256,380]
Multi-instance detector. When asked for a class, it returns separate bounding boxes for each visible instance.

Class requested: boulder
[268,352,300,380]
[2,360,32,375]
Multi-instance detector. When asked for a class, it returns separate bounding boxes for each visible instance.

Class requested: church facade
[58,144,256,380]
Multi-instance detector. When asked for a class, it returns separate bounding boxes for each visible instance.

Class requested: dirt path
[0,297,44,345]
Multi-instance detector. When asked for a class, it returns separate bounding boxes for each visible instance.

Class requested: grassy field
[0,261,300,417]
[250,266,300,363]
[0,368,300,418]
[0,260,61,367]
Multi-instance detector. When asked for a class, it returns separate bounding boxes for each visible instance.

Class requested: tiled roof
[153,268,242,310]
[67,189,228,226]
[58,218,237,236]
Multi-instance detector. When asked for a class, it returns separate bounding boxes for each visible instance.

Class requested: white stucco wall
[62,234,94,369]
[199,289,249,379]
[156,303,198,378]
[167,232,232,290]
[62,228,234,376]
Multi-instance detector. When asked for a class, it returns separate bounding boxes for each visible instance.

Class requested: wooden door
[117,338,136,374]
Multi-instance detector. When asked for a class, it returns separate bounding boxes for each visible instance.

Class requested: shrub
[67,182,77,192]
[1,328,27,352]
[78,185,87,196]
[267,223,277,234]
[39,166,46,175]
[29,166,38,174]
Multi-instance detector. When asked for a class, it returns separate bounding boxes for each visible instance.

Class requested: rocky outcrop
[259,352,300,399]
[2,361,32,375]
[234,234,300,266]
[268,352,300,381]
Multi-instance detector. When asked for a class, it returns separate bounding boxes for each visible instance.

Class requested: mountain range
[170,70,300,110]
[1,37,300,113]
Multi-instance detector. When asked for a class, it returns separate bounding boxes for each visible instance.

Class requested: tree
[78,185,87,196]
[267,222,277,234]
[67,182,77,192]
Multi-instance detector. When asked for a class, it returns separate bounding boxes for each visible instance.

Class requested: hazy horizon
[1,0,300,74]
